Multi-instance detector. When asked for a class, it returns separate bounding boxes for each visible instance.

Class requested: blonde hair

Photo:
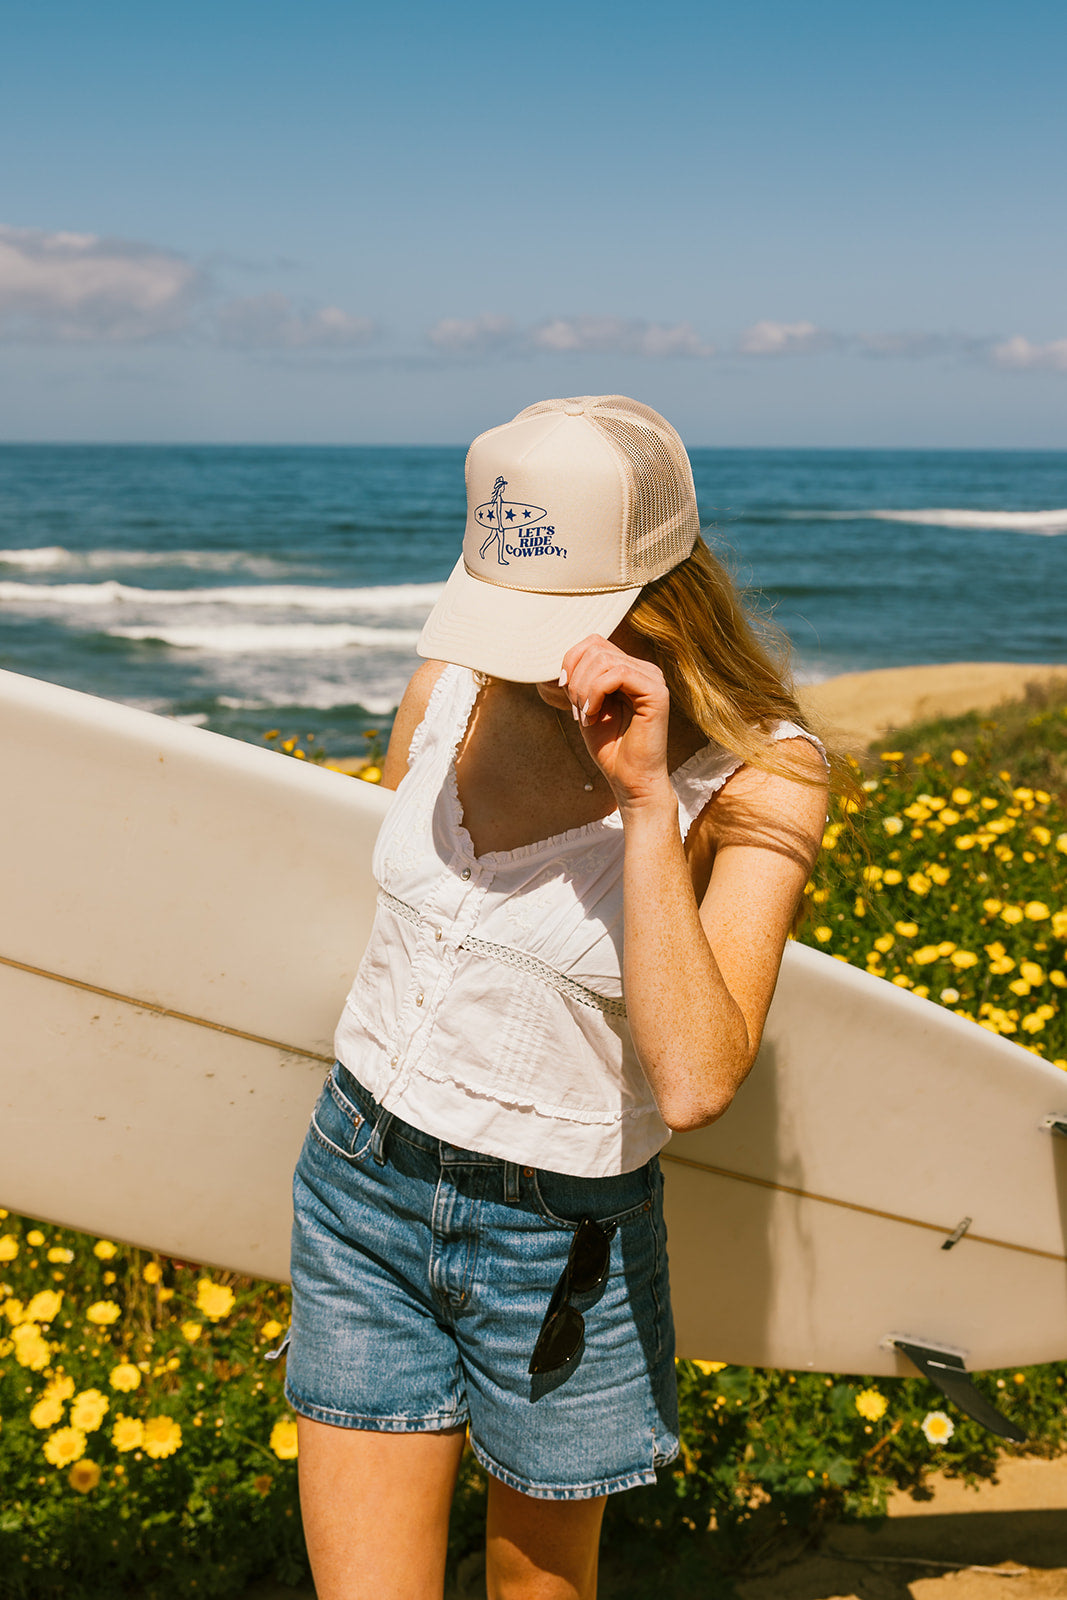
[628,534,851,798]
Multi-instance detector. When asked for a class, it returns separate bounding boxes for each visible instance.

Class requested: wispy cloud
[990,335,1067,372]
[216,293,376,349]
[0,225,203,341]
[427,313,516,353]
[736,319,837,356]
[530,317,714,358]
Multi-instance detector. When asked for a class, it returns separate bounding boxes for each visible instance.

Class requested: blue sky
[1,0,1065,444]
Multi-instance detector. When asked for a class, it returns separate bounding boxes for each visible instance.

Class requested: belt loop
[371,1110,394,1167]
[503,1161,521,1204]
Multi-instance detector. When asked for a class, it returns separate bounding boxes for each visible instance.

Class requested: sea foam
[107,623,424,652]
[0,580,444,611]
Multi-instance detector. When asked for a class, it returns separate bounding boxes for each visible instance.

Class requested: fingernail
[572,703,580,721]
[558,669,568,687]
[582,701,591,724]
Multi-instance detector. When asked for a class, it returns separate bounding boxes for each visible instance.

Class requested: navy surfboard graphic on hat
[476,477,548,567]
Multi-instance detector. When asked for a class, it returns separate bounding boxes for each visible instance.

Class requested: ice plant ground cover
[1,686,1066,1598]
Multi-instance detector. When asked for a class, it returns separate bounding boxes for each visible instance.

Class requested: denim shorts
[285,1061,679,1500]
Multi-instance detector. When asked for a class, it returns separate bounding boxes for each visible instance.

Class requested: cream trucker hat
[417,395,701,682]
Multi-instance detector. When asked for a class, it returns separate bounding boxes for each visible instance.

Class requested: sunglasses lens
[569,1219,611,1294]
[528,1304,584,1375]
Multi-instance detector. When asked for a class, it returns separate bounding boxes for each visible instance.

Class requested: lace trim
[378,888,422,925]
[460,936,627,1018]
[376,890,627,1018]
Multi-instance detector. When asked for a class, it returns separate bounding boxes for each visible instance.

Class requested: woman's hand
[547,634,674,813]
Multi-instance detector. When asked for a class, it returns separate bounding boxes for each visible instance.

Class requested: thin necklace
[553,707,601,792]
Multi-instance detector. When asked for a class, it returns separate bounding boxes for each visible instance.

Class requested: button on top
[434,928,443,941]
[460,867,472,881]
[563,401,584,416]
[415,993,424,1007]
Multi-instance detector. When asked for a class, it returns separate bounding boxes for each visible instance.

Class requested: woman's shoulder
[380,660,465,789]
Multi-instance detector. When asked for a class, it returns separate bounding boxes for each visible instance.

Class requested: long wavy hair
[628,534,854,802]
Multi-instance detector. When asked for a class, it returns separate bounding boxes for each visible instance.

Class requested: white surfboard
[2,667,1065,1386]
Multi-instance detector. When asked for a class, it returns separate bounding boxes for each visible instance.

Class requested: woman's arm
[379,659,448,791]
[558,636,827,1132]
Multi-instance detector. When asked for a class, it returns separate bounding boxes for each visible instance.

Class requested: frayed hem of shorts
[285,1382,468,1434]
[467,1432,677,1501]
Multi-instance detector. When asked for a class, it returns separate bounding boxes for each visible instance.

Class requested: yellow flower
[70,1390,110,1432]
[195,1279,236,1322]
[142,1261,162,1285]
[1051,971,1066,989]
[874,934,895,953]
[883,869,903,885]
[813,926,832,943]
[86,1300,121,1326]
[951,788,972,805]
[950,950,978,969]
[0,1235,20,1262]
[13,1324,51,1370]
[358,765,383,784]
[882,816,904,835]
[854,897,866,917]
[908,872,931,896]
[913,945,942,965]
[895,921,919,938]
[690,1360,728,1375]
[4,1298,26,1325]
[43,1426,87,1467]
[1057,835,1067,855]
[92,1240,117,1260]
[1032,826,1052,846]
[1000,905,1024,925]
[109,1363,142,1393]
[983,898,1004,916]
[954,835,976,850]
[68,1459,101,1494]
[43,1372,75,1403]
[264,728,279,740]
[26,1229,45,1247]
[854,1388,888,1421]
[1025,902,1051,921]
[880,752,904,762]
[921,1410,955,1444]
[1053,910,1067,939]
[270,1417,299,1460]
[1020,961,1045,985]
[143,1415,183,1459]
[950,749,968,766]
[25,1290,63,1324]
[30,1394,66,1430]
[1009,978,1032,997]
[940,987,960,1003]
[1021,1013,1047,1033]
[927,864,951,886]
[111,1415,144,1453]
[47,1247,74,1264]
[261,1319,284,1342]
[180,1321,203,1343]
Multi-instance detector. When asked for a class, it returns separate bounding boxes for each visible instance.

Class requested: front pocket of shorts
[530,1162,654,1231]
[309,1072,374,1164]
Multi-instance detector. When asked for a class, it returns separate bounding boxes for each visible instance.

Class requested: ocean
[1,445,1064,758]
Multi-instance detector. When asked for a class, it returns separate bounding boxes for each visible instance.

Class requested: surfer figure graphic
[478,475,510,566]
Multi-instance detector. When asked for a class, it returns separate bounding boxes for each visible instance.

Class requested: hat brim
[417,558,643,683]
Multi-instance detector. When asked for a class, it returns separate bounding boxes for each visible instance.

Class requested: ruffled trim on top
[406,662,470,771]
[671,721,827,841]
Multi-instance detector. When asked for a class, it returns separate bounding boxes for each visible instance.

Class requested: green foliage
[3,693,1067,1593]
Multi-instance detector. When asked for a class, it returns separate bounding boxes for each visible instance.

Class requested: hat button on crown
[562,401,585,416]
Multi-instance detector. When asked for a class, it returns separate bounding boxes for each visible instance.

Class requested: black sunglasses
[528,1217,616,1376]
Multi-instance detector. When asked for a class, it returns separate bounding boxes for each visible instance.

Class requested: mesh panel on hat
[512,395,699,585]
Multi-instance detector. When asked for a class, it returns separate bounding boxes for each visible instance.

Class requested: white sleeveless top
[334,665,823,1178]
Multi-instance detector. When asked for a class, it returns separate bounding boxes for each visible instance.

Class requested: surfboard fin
[887,1337,1027,1443]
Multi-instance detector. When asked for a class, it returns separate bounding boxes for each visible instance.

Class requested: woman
[285,396,832,1600]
